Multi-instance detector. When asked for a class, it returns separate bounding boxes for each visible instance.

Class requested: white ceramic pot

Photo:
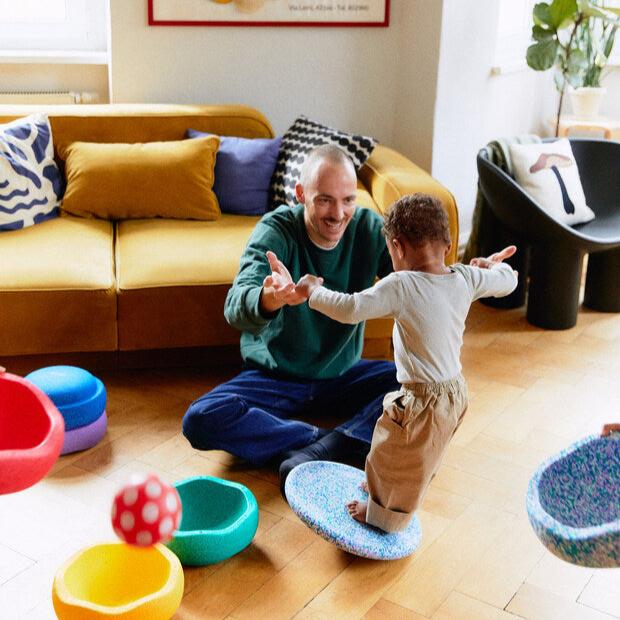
[569,87,607,118]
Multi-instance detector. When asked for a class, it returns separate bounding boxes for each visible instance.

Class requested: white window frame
[492,0,537,75]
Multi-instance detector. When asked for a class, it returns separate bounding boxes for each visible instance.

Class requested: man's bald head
[299,144,356,189]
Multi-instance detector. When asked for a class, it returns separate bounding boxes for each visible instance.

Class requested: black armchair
[476,138,620,329]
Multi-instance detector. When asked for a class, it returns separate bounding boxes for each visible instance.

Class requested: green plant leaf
[527,39,560,69]
[533,2,553,26]
[554,69,567,91]
[533,24,555,40]
[604,25,617,56]
[549,0,578,28]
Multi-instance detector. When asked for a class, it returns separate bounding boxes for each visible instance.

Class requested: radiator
[0,91,93,104]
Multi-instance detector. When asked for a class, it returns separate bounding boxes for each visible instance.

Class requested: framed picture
[148,0,390,28]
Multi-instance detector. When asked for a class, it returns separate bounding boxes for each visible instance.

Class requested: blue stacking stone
[25,366,106,431]
[285,461,422,560]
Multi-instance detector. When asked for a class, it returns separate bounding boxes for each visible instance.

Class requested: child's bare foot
[359,480,368,493]
[346,500,368,524]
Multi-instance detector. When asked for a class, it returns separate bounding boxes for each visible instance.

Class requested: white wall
[431,0,557,248]
[388,0,443,174]
[109,0,401,142]
[597,66,620,119]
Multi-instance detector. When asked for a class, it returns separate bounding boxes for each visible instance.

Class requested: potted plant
[569,15,617,116]
[526,0,620,135]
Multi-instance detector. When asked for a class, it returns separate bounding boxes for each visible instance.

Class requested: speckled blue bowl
[285,460,422,560]
[526,434,620,568]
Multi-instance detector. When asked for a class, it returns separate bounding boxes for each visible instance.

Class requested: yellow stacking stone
[52,542,183,620]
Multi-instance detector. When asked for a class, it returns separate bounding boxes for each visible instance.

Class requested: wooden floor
[1,301,620,619]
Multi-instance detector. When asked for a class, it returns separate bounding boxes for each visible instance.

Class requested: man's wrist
[259,286,283,317]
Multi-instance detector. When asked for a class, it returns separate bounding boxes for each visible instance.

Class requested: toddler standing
[296,193,518,532]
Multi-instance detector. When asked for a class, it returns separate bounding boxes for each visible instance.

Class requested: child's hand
[470,245,517,269]
[295,274,324,300]
[601,423,620,436]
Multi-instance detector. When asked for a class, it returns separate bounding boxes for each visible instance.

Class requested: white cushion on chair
[509,139,595,226]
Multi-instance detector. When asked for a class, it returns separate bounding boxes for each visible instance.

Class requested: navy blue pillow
[187,130,281,216]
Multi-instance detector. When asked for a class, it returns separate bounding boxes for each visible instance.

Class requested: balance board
[285,460,422,560]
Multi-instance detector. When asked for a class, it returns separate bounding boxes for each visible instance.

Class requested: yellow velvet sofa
[0,104,458,365]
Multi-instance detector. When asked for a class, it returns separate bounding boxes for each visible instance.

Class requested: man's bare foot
[359,480,368,493]
[346,500,368,524]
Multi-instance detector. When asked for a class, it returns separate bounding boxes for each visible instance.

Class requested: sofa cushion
[0,114,63,232]
[59,136,220,221]
[0,215,114,290]
[187,130,281,216]
[271,116,376,208]
[116,185,379,291]
[116,215,261,289]
[0,215,116,355]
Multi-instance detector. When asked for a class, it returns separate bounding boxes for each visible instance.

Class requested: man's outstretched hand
[470,245,517,269]
[260,251,309,313]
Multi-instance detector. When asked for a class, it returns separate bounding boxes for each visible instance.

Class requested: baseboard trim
[1,345,242,376]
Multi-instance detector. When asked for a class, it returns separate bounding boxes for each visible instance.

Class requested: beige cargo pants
[365,376,468,532]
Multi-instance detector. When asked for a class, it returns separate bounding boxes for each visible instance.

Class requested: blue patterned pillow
[0,114,63,232]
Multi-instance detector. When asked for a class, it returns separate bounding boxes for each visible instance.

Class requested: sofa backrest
[0,103,275,156]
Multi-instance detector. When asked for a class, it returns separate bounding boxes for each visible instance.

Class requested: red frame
[148,0,390,28]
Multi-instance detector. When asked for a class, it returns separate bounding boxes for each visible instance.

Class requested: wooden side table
[550,116,620,140]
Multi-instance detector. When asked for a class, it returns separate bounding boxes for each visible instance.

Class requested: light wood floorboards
[1,302,619,619]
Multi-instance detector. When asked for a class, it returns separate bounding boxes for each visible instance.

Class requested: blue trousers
[182,359,398,465]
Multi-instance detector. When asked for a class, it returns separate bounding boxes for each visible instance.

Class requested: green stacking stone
[166,475,259,566]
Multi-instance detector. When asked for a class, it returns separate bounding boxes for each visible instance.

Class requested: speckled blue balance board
[526,434,620,568]
[285,461,422,560]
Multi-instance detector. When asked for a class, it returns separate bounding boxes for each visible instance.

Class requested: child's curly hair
[382,193,450,247]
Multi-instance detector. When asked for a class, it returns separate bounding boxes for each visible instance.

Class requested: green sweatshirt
[224,204,392,379]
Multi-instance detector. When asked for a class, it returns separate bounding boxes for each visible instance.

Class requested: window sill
[490,60,528,76]
[0,50,108,65]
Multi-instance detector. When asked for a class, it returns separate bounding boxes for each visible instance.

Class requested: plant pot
[569,87,607,118]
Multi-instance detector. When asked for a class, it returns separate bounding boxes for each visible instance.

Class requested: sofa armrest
[359,144,459,265]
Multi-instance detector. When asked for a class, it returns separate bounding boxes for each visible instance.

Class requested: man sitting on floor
[181,144,506,493]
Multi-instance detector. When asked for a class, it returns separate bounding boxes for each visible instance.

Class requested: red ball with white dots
[111,473,182,546]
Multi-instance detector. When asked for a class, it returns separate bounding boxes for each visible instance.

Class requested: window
[493,0,536,73]
[0,0,107,53]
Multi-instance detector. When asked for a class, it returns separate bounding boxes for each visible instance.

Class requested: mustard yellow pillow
[59,136,220,220]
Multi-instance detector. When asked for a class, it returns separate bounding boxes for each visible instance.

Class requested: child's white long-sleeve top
[308,263,518,384]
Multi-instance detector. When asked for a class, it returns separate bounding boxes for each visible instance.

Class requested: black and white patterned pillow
[270,116,376,208]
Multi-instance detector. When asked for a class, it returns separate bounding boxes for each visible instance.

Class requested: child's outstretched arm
[299,273,401,325]
[460,261,519,301]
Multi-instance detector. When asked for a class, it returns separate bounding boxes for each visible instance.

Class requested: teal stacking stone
[166,476,259,566]
[25,366,106,431]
